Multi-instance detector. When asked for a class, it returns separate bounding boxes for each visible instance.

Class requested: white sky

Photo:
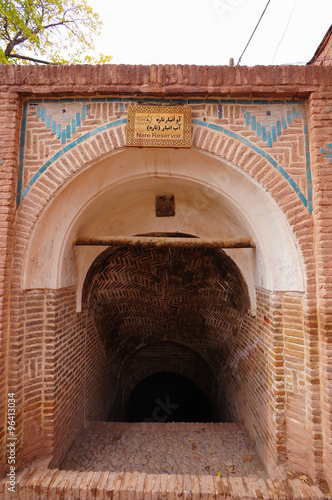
[87,0,331,66]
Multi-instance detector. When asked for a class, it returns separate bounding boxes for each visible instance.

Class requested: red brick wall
[222,288,326,477]
[307,91,332,479]
[222,289,284,475]
[283,294,308,471]
[50,288,113,466]
[0,64,330,96]
[309,27,332,66]
[0,90,21,476]
[12,287,114,468]
[0,65,331,486]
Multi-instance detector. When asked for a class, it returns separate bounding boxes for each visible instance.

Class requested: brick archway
[82,244,250,424]
[110,342,217,422]
[8,122,316,478]
[0,62,330,496]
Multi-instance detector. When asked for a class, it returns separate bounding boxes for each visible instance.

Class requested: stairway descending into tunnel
[3,422,329,499]
[59,421,266,477]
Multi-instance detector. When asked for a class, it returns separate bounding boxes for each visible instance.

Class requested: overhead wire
[236,0,272,65]
[272,0,298,63]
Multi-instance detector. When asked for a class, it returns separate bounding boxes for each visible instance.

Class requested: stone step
[2,422,329,498]
[0,466,329,500]
[59,421,264,477]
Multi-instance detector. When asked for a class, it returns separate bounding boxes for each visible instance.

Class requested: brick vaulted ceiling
[83,244,250,376]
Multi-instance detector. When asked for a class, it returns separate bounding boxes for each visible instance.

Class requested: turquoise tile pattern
[193,119,308,210]
[321,144,332,163]
[35,101,88,145]
[241,103,303,148]
[17,98,313,213]
[20,117,127,203]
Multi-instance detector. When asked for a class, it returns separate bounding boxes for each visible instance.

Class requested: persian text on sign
[126,106,192,148]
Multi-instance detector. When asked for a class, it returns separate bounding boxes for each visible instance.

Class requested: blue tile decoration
[34,101,89,146]
[192,118,310,212]
[321,144,332,163]
[19,118,128,203]
[17,98,313,214]
[241,102,304,148]
[262,127,267,142]
[17,102,28,206]
[304,118,312,213]
[276,121,281,136]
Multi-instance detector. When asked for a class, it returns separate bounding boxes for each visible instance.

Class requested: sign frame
[126,105,192,148]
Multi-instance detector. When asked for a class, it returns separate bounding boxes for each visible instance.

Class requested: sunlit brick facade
[0,62,332,498]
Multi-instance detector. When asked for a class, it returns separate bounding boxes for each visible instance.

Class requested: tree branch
[12,30,27,45]
[3,19,11,40]
[8,53,54,64]
[5,41,14,57]
[0,0,106,65]
[42,18,89,30]
[5,31,29,56]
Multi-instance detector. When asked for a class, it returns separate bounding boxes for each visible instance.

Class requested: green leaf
[0,0,112,64]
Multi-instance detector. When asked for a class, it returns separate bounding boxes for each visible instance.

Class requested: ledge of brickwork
[0,466,330,499]
[1,64,332,97]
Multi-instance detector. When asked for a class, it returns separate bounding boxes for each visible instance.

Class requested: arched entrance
[83,242,250,424]
[125,372,212,423]
[19,144,305,476]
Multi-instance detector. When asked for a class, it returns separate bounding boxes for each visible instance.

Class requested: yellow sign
[126,105,192,148]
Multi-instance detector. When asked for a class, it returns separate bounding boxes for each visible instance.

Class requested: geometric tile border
[321,143,332,163]
[35,101,88,145]
[19,117,127,204]
[193,119,311,213]
[17,98,313,213]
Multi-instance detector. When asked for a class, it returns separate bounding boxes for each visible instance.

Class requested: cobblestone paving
[60,422,268,478]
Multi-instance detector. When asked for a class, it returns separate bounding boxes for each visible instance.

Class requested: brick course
[0,466,330,499]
